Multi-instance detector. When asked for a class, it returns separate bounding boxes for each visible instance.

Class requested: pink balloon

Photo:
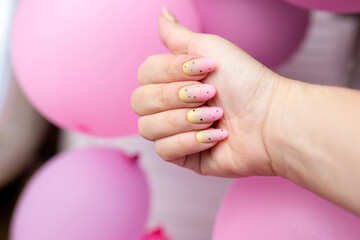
[194,0,309,68]
[284,0,360,13]
[11,0,201,137]
[213,177,360,240]
[10,147,149,240]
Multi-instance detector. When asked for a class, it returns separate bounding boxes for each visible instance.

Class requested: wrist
[262,76,309,182]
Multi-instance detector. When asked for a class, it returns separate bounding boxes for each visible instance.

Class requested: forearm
[266,77,360,215]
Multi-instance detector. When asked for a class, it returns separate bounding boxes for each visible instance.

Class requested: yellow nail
[187,109,196,123]
[162,6,177,22]
[196,129,228,143]
[187,107,223,124]
[196,131,205,143]
[182,58,216,76]
[179,84,216,103]
[179,87,186,101]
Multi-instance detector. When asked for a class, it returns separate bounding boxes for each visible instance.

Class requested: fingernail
[196,129,228,143]
[187,107,223,124]
[179,84,216,102]
[183,58,216,76]
[162,6,177,22]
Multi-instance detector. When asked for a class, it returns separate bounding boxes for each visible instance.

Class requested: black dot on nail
[209,138,211,140]
[221,130,223,131]
[193,61,195,64]
[200,70,202,72]
[188,96,191,98]
[194,96,196,98]
[207,91,209,94]
[200,118,203,121]
[191,70,193,71]
[185,89,188,91]
[193,110,195,112]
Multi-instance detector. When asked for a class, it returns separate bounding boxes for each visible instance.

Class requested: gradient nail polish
[183,58,216,76]
[187,107,223,124]
[179,84,216,102]
[196,129,228,143]
[162,6,177,22]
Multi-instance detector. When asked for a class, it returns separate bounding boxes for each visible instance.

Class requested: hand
[131,8,281,177]
[132,7,360,216]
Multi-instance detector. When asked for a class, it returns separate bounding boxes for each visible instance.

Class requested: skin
[131,12,360,216]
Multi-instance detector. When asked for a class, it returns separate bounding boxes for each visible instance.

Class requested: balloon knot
[141,227,172,240]
[129,154,139,164]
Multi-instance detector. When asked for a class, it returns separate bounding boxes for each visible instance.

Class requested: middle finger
[131,81,216,116]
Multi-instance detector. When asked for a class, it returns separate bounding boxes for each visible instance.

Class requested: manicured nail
[196,129,228,143]
[187,107,223,124]
[179,84,216,102]
[183,58,216,76]
[162,6,177,22]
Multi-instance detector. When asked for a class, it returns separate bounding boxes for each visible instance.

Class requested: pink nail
[179,84,216,102]
[182,58,216,76]
[187,107,223,124]
[196,129,228,143]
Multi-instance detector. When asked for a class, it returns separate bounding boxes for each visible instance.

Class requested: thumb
[158,7,195,55]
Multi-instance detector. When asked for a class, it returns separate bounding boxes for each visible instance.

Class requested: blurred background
[0,0,360,239]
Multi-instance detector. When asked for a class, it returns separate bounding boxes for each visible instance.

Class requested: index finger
[137,54,216,85]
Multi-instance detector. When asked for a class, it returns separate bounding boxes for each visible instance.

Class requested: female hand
[131,8,281,177]
[132,8,360,216]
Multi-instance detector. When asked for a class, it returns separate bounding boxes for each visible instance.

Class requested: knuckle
[154,141,172,161]
[165,64,177,82]
[130,89,142,115]
[137,64,145,85]
[137,118,146,137]
[187,34,198,47]
[207,33,221,40]
[199,33,222,42]
[175,134,188,150]
[154,141,165,159]
[138,117,155,141]
[145,55,156,62]
[158,84,170,110]
[163,111,177,132]
[137,56,155,85]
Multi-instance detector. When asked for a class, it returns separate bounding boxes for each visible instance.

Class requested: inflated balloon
[11,0,201,137]
[284,0,360,13]
[194,0,309,67]
[11,147,149,240]
[213,177,360,240]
